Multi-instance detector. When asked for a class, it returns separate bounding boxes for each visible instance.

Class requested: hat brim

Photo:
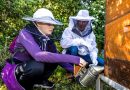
[70,16,95,21]
[22,17,63,25]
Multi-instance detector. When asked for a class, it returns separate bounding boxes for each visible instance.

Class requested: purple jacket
[13,29,80,71]
[1,25,80,90]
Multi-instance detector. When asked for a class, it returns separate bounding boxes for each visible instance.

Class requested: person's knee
[19,61,45,77]
[16,61,45,88]
[68,46,78,55]
[28,61,45,76]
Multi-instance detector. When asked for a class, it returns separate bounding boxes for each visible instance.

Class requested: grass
[34,66,115,90]
[32,66,96,90]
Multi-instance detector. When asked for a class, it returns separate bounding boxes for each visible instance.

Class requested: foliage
[0,0,105,52]
[81,0,105,52]
[0,84,7,90]
[0,40,11,72]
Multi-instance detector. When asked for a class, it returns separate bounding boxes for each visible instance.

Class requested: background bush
[0,0,105,52]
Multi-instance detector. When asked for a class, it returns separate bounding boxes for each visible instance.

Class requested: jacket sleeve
[59,63,74,73]
[89,32,98,65]
[60,28,82,48]
[18,30,80,64]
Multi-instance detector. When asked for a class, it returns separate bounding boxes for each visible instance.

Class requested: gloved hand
[79,39,88,46]
[79,39,92,51]
[92,59,98,66]
[78,45,89,55]
[72,38,83,46]
[79,58,88,67]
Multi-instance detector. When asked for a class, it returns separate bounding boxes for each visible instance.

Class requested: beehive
[105,0,130,89]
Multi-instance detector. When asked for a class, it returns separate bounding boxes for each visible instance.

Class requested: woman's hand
[79,58,88,67]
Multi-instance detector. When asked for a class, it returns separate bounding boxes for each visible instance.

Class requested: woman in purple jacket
[1,8,87,90]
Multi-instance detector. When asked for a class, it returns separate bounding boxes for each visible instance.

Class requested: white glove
[92,59,98,65]
[78,45,89,55]
[89,64,96,67]
[72,38,85,46]
[79,39,92,51]
[79,58,88,67]
[79,39,88,46]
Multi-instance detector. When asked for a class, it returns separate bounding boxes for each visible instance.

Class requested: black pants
[15,60,58,90]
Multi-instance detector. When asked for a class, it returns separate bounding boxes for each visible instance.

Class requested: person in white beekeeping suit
[60,10,104,66]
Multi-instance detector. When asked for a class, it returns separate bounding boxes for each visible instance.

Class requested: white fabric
[22,8,62,25]
[60,10,98,65]
[70,10,95,21]
[33,8,54,19]
[78,45,89,55]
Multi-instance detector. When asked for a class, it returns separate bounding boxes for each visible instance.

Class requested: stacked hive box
[105,0,130,89]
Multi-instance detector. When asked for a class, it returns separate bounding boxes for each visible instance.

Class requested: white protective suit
[60,10,98,65]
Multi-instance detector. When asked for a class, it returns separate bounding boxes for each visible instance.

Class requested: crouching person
[60,10,104,66]
[1,8,87,90]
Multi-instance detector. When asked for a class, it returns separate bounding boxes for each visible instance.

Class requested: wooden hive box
[105,0,130,89]
[106,0,130,24]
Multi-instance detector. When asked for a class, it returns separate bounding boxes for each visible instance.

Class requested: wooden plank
[105,13,130,61]
[105,1,130,88]
[106,0,130,24]
[105,13,130,88]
